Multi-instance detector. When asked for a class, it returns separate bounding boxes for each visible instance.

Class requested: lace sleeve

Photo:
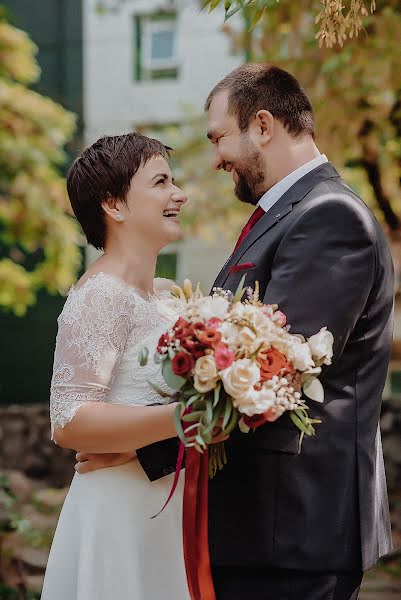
[49,274,135,438]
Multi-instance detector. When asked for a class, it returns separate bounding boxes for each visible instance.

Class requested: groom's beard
[233,144,266,206]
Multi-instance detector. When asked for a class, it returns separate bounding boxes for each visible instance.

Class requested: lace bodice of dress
[50,272,181,437]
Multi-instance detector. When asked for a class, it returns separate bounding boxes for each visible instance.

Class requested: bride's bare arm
[50,274,179,456]
[53,402,177,453]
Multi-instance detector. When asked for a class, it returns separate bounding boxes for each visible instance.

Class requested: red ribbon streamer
[151,441,186,519]
[183,448,216,600]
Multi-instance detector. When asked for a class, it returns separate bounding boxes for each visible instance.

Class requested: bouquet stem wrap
[183,447,216,600]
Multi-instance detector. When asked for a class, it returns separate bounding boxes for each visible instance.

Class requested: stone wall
[1,401,400,489]
[0,405,75,487]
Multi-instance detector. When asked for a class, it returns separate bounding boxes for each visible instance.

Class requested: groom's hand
[75,451,137,474]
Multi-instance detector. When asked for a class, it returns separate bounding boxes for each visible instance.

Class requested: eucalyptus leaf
[213,383,221,408]
[174,403,187,445]
[206,399,214,423]
[196,434,206,448]
[303,378,324,403]
[222,398,232,430]
[182,410,204,422]
[138,347,149,367]
[224,407,239,435]
[153,351,165,365]
[187,393,201,407]
[162,360,186,391]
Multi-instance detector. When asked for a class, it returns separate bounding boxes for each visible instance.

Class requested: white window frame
[142,18,178,72]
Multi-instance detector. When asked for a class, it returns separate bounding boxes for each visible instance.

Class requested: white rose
[290,342,314,371]
[308,328,334,365]
[220,359,260,400]
[196,296,229,321]
[238,326,261,354]
[194,355,219,393]
[220,322,241,351]
[234,386,276,416]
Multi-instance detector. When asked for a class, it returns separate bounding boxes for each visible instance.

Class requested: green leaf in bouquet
[200,425,213,445]
[181,385,199,399]
[224,407,239,435]
[290,411,309,434]
[187,393,201,407]
[206,398,214,423]
[303,378,324,403]
[162,360,186,390]
[182,410,204,422]
[174,403,188,445]
[222,397,232,430]
[196,434,206,448]
[213,383,221,408]
[138,347,149,366]
[232,274,247,303]
[168,347,176,360]
[153,351,167,365]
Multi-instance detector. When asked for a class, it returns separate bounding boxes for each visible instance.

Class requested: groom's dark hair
[66,133,171,250]
[205,63,315,138]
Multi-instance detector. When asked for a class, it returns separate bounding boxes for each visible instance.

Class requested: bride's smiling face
[104,155,187,249]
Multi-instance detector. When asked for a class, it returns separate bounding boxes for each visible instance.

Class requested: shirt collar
[258,154,328,213]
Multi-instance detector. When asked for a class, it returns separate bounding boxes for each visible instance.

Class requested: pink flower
[205,318,223,330]
[272,310,287,327]
[214,342,235,370]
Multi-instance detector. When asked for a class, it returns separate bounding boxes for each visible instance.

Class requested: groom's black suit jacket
[137,162,394,573]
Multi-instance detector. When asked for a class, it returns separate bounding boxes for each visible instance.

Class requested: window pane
[151,30,174,61]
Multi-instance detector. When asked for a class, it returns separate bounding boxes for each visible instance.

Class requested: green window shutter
[134,14,142,81]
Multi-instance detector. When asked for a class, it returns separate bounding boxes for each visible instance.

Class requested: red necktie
[234,206,265,251]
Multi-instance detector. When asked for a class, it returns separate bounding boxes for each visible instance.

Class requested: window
[135,13,179,81]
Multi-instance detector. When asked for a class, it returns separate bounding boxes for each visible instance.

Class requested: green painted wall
[0,0,83,405]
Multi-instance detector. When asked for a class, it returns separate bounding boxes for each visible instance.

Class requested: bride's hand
[75,451,137,474]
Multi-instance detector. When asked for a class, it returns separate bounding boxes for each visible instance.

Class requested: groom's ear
[255,110,274,145]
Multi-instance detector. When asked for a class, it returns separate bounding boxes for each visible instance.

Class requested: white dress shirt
[258,154,328,214]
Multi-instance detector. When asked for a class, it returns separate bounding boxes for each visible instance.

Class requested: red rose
[257,349,292,383]
[214,342,235,370]
[171,352,194,376]
[181,338,206,359]
[173,317,192,342]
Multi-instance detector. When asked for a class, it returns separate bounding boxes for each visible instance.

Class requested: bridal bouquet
[140,277,333,474]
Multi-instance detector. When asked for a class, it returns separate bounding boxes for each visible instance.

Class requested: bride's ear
[101,195,125,222]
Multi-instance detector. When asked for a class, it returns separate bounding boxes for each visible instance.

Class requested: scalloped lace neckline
[69,271,164,303]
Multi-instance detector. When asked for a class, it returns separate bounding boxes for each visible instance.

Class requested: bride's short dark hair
[67,133,171,250]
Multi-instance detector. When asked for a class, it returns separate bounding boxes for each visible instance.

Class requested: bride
[41,133,191,600]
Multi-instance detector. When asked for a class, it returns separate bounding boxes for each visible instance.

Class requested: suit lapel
[213,162,341,290]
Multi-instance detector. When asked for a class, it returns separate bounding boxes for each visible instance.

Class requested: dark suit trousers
[212,566,363,600]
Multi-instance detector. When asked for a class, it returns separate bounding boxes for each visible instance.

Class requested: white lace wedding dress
[41,272,190,600]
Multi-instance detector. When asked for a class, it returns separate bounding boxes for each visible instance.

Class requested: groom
[76,64,394,599]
